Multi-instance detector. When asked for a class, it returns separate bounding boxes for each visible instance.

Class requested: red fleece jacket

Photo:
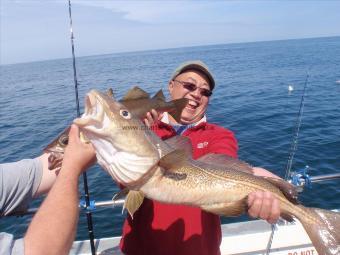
[120,121,238,255]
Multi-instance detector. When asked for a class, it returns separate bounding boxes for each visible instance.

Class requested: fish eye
[120,109,131,119]
[59,135,69,146]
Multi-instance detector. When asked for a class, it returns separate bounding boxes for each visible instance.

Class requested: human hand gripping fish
[74,90,339,255]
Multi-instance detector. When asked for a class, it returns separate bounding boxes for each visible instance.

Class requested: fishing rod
[284,72,310,180]
[9,199,126,216]
[67,1,96,254]
[265,71,310,255]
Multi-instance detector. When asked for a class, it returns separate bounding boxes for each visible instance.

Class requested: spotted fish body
[74,90,340,255]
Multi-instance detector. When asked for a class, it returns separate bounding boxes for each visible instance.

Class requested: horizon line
[1,35,339,66]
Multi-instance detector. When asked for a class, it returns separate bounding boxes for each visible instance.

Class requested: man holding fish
[74,60,339,255]
[2,61,338,255]
[34,60,280,255]
[119,61,281,255]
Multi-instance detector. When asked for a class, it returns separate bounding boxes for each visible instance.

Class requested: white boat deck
[70,219,317,255]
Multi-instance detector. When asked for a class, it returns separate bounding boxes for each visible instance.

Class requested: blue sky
[1,0,339,65]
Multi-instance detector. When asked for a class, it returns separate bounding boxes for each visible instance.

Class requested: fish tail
[296,205,340,255]
[168,98,188,122]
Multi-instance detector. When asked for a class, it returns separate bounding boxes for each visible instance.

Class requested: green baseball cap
[170,60,215,90]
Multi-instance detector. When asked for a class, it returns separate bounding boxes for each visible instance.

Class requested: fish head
[74,89,160,187]
[44,127,70,154]
[43,127,70,171]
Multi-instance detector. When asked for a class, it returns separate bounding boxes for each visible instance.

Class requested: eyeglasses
[173,80,213,97]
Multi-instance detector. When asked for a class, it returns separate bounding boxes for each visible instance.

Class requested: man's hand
[62,124,96,177]
[248,167,282,224]
[247,191,280,224]
[144,109,162,127]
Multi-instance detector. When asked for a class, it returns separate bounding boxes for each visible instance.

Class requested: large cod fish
[74,90,340,255]
[44,86,187,170]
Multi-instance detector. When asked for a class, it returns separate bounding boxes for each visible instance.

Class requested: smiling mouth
[186,100,199,110]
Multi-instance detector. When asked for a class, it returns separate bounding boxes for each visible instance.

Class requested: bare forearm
[24,124,95,255]
[34,153,59,198]
[252,167,281,178]
[24,170,80,255]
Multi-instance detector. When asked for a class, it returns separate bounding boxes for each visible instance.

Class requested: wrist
[59,165,83,180]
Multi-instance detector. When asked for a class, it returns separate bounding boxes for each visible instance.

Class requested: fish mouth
[74,90,160,186]
[74,91,105,128]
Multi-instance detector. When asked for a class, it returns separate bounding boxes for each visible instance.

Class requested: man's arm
[0,158,43,216]
[0,151,61,216]
[24,124,96,255]
[252,166,281,178]
[32,153,59,198]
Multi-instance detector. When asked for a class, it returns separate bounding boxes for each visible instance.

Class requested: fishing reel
[288,165,312,192]
[288,165,340,192]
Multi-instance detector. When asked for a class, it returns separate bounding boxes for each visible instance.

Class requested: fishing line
[265,70,310,255]
[265,224,276,255]
[284,71,310,180]
[68,1,96,254]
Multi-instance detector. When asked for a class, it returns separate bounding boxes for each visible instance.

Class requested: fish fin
[122,86,150,101]
[112,187,130,201]
[297,206,340,255]
[158,149,188,171]
[198,154,254,174]
[167,98,188,123]
[201,198,247,217]
[164,136,193,158]
[263,177,299,204]
[107,88,114,98]
[153,89,166,101]
[123,190,145,219]
[280,212,295,222]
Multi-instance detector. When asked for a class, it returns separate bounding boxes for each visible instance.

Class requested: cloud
[72,1,244,24]
[1,0,339,64]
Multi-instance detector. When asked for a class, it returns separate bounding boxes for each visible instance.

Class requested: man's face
[168,70,211,124]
